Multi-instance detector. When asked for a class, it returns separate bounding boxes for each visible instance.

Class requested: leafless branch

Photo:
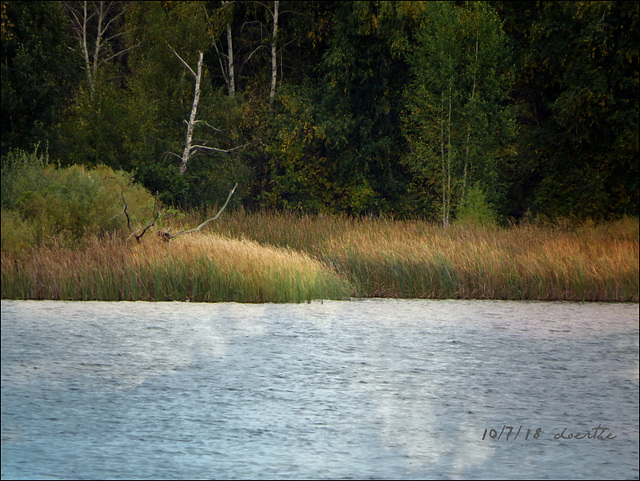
[125,194,160,243]
[120,190,132,232]
[166,41,197,78]
[190,142,251,155]
[102,41,142,64]
[164,183,238,241]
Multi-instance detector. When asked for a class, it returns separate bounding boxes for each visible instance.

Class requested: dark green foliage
[402,2,514,224]
[1,1,80,156]
[496,0,639,220]
[0,1,637,221]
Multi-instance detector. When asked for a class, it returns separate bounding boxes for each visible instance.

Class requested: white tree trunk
[440,91,446,228]
[462,32,479,202]
[446,82,453,229]
[169,44,250,174]
[168,48,204,175]
[64,1,135,98]
[216,0,235,97]
[269,1,280,106]
[226,21,235,97]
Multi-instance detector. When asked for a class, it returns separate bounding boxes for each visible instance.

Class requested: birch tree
[63,1,137,98]
[205,1,236,97]
[269,0,280,106]
[167,43,250,175]
[240,1,283,105]
[402,1,514,226]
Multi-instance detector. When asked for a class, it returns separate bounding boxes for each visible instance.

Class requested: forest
[2,0,638,222]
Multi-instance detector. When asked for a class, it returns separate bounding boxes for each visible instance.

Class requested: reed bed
[320,220,639,301]
[0,233,351,303]
[210,211,638,302]
[2,213,638,302]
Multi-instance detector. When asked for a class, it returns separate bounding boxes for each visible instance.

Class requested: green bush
[456,185,497,227]
[0,208,37,254]
[1,146,156,251]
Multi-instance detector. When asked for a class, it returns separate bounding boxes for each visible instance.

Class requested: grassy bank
[0,232,351,303]
[1,214,638,302]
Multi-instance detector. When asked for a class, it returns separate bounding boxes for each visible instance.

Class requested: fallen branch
[161,183,238,241]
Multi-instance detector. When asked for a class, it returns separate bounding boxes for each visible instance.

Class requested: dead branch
[120,190,132,231]
[122,193,160,243]
[189,142,252,155]
[166,41,197,78]
[161,183,238,242]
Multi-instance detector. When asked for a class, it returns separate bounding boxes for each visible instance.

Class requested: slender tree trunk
[64,1,135,99]
[269,0,279,106]
[226,22,235,97]
[446,81,453,228]
[169,43,250,174]
[80,1,92,94]
[462,32,479,202]
[218,0,235,97]
[180,51,204,175]
[91,1,106,97]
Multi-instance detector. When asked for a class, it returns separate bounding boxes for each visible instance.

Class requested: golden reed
[2,214,638,302]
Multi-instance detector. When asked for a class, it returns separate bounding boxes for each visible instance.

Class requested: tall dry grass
[2,213,638,302]
[0,232,351,303]
[320,219,638,301]
[210,211,638,301]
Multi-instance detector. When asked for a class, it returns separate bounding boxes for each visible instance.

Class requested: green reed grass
[1,213,638,302]
[0,233,351,303]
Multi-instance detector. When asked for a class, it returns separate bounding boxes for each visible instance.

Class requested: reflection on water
[1,299,638,480]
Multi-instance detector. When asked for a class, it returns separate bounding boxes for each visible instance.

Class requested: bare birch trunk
[440,91,447,228]
[218,0,235,97]
[269,0,280,106]
[64,1,135,99]
[179,51,203,175]
[226,22,235,97]
[446,81,453,229]
[91,0,105,97]
[80,1,92,94]
[168,43,250,174]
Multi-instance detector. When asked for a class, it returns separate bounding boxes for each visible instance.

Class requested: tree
[167,42,250,175]
[277,0,412,214]
[500,1,639,219]
[63,1,137,98]
[402,1,514,225]
[56,0,136,170]
[122,1,249,207]
[1,1,80,157]
[205,0,236,97]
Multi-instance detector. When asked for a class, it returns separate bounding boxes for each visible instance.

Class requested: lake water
[1,299,638,480]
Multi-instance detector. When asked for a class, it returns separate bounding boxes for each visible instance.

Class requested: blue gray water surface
[1,299,638,480]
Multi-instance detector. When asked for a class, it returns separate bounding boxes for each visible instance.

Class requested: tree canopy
[2,0,638,222]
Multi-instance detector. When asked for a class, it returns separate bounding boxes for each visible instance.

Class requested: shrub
[1,146,155,251]
[456,185,497,227]
[0,208,37,254]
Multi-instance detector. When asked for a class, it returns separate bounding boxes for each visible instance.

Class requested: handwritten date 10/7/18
[482,425,542,441]
[483,424,618,441]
